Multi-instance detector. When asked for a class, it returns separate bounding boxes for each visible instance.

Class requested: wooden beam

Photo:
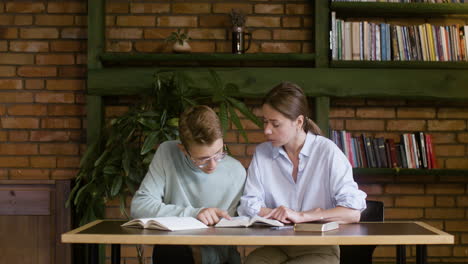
[88,67,468,100]
[315,97,330,138]
[315,0,329,68]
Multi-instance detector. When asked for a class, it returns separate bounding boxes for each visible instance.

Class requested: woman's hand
[264,206,303,223]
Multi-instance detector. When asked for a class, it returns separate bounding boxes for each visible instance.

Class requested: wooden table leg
[111,244,121,264]
[396,245,406,264]
[89,244,99,264]
[416,245,427,264]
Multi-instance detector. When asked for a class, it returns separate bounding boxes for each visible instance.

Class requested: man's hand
[196,208,231,226]
[264,206,303,224]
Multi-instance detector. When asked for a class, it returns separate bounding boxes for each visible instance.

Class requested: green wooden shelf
[331,60,468,69]
[331,2,468,16]
[99,53,315,63]
[353,168,468,176]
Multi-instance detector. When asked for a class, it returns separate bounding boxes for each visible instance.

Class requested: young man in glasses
[131,105,247,264]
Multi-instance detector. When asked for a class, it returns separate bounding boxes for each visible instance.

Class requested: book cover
[372,138,382,168]
[121,217,208,231]
[388,138,398,168]
[377,137,388,168]
[294,221,339,232]
[215,215,283,228]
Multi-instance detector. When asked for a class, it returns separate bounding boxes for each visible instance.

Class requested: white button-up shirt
[238,133,367,217]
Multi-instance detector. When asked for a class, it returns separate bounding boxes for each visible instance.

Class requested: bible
[215,215,284,228]
[294,221,339,232]
[121,217,208,231]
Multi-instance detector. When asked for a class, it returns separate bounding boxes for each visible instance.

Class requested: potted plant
[165,29,192,53]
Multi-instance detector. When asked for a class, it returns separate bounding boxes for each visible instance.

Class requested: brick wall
[1,1,467,264]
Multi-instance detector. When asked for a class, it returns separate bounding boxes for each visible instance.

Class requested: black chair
[340,200,384,264]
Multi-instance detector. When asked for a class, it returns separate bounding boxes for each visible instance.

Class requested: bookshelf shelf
[353,168,468,176]
[330,61,468,69]
[330,2,468,17]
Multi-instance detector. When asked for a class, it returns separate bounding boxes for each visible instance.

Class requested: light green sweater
[130,140,246,264]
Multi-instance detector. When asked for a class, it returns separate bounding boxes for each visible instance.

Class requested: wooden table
[62,220,453,264]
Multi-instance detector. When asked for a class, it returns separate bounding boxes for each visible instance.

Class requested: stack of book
[330,13,468,62]
[331,131,437,169]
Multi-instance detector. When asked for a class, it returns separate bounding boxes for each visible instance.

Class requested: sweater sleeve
[130,143,202,219]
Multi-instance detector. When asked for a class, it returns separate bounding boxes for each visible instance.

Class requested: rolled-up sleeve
[237,151,265,217]
[329,146,367,211]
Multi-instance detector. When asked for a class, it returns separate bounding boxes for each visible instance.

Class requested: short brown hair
[263,82,322,136]
[179,105,223,150]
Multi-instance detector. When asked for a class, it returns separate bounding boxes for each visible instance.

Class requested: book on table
[215,215,284,228]
[294,221,339,232]
[121,217,208,231]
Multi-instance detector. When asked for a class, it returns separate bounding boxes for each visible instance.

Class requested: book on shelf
[121,217,208,231]
[215,215,284,228]
[294,221,340,232]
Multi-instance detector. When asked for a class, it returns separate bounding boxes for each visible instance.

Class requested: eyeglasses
[188,150,227,168]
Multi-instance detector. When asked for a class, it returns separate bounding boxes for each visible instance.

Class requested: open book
[215,215,284,228]
[121,217,208,231]
[294,221,339,232]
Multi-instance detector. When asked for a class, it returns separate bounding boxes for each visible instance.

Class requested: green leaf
[66,179,81,208]
[122,149,130,176]
[228,104,248,142]
[111,175,123,197]
[141,131,160,155]
[227,97,263,129]
[79,141,98,167]
[94,149,110,167]
[219,102,229,134]
[137,118,160,130]
[74,182,90,206]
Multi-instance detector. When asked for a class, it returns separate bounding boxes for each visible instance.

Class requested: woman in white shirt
[238,82,367,264]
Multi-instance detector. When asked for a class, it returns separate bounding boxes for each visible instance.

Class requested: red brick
[387,120,426,131]
[345,120,385,131]
[199,15,230,28]
[255,4,284,14]
[6,3,45,13]
[0,143,38,155]
[18,66,57,77]
[107,3,128,13]
[0,66,14,77]
[384,184,424,194]
[397,108,436,118]
[431,132,456,144]
[282,17,301,28]
[330,107,355,118]
[10,169,50,180]
[252,29,272,40]
[386,208,424,219]
[434,145,465,156]
[30,157,56,168]
[106,41,132,52]
[105,106,129,117]
[0,92,33,103]
[359,184,383,195]
[453,246,468,257]
[0,157,29,167]
[240,119,261,130]
[74,15,87,26]
[47,105,84,116]
[8,131,29,142]
[20,28,58,39]
[261,42,301,53]
[157,16,197,27]
[395,195,434,207]
[35,15,74,26]
[458,133,468,143]
[426,208,465,219]
[273,29,312,40]
[239,131,265,144]
[35,92,74,103]
[0,105,4,115]
[286,4,312,15]
[61,28,87,39]
[189,29,225,40]
[48,3,86,13]
[427,245,453,257]
[428,120,466,131]
[224,131,238,143]
[173,3,210,14]
[1,117,39,128]
[108,28,143,39]
[247,17,281,27]
[228,145,246,156]
[213,4,252,14]
[15,15,32,25]
[41,118,81,129]
[39,143,79,155]
[9,41,49,52]
[188,41,216,53]
[446,158,468,169]
[0,79,22,90]
[356,108,395,118]
[57,157,80,168]
[446,221,468,232]
[8,105,46,116]
[0,15,14,25]
[0,53,34,64]
[46,80,84,91]
[426,184,465,194]
[116,16,155,27]
[130,3,169,13]
[30,131,70,142]
[435,196,455,207]
[50,40,85,52]
[438,108,468,119]
[25,80,45,90]
[51,169,78,180]
[59,66,86,78]
[36,54,74,65]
